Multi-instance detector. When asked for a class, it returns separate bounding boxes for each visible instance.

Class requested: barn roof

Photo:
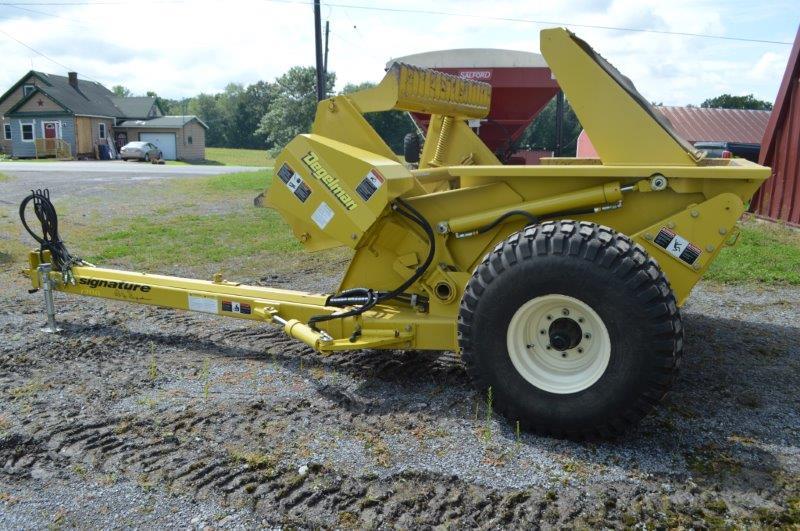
[656,106,770,144]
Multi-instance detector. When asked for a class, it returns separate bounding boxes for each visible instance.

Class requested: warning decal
[278,162,312,203]
[311,201,334,229]
[654,228,702,265]
[222,300,252,315]
[277,163,294,183]
[355,169,385,202]
[188,294,218,314]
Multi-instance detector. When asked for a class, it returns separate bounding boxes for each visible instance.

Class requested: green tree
[111,85,132,97]
[243,81,277,149]
[517,95,582,156]
[700,93,773,110]
[341,82,416,153]
[189,93,224,146]
[145,91,171,114]
[256,67,336,154]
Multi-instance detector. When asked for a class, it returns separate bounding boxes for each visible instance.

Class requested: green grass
[173,168,272,194]
[168,147,273,167]
[81,208,300,270]
[706,220,800,285]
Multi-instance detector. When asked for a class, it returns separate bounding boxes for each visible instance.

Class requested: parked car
[120,141,162,162]
[693,141,761,162]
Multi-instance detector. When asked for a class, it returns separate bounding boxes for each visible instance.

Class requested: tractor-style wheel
[458,221,683,438]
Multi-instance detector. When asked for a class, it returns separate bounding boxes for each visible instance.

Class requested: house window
[23,84,35,97]
[99,123,107,139]
[21,123,34,141]
[3,124,10,140]
[188,135,193,145]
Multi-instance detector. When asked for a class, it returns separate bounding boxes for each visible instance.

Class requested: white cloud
[0,0,794,107]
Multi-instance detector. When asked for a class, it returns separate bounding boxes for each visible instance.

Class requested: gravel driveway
[0,266,798,528]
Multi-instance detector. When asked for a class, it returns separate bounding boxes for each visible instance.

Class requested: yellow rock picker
[21,29,770,438]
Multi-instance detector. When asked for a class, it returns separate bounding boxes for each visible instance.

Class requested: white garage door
[140,133,177,160]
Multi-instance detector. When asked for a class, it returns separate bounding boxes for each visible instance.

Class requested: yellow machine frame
[25,28,770,356]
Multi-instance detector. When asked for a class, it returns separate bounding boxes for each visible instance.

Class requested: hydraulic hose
[19,189,83,274]
[308,197,435,330]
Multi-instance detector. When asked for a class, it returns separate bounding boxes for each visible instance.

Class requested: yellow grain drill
[23,29,770,438]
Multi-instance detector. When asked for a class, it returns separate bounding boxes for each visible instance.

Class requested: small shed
[115,115,207,161]
[751,25,800,227]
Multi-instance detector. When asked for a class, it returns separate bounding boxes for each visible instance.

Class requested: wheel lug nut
[562,309,569,316]
[577,348,583,353]
[540,329,546,335]
[546,344,551,350]
[546,315,552,320]
[578,317,584,323]
[584,333,591,339]
[561,352,567,358]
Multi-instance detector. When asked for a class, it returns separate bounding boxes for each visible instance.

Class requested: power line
[0,0,793,45]
[4,3,99,29]
[259,0,794,46]
[0,25,103,83]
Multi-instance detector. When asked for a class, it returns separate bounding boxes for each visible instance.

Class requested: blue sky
[0,0,797,106]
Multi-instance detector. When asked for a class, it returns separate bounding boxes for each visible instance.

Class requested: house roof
[109,96,158,118]
[15,71,122,117]
[656,105,770,144]
[117,115,209,130]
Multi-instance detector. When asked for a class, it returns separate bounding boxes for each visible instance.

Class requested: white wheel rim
[506,294,611,394]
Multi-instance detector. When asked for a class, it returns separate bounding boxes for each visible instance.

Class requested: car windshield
[127,142,148,148]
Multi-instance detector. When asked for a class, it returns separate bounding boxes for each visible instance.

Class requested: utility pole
[555,90,564,156]
[323,20,330,78]
[314,0,325,102]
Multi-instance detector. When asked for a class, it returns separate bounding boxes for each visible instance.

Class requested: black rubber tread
[458,220,683,439]
[403,132,421,164]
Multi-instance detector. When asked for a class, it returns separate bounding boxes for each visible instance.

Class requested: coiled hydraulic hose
[19,189,83,274]
[308,197,435,330]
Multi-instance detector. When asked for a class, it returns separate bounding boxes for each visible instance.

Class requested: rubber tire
[403,133,421,163]
[458,220,683,439]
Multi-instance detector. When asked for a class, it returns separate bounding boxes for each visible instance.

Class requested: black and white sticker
[222,300,252,315]
[278,162,312,203]
[355,169,385,202]
[654,228,701,265]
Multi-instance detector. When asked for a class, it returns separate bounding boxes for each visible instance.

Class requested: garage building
[115,116,208,161]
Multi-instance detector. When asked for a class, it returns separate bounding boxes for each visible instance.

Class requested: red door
[44,123,56,138]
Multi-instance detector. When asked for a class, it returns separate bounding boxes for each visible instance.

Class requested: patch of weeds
[72,463,87,477]
[115,420,132,435]
[50,508,68,530]
[0,415,9,433]
[136,473,155,492]
[686,443,742,479]
[136,396,158,409]
[337,510,359,528]
[200,358,211,400]
[358,431,392,467]
[704,497,728,515]
[9,378,45,399]
[310,366,326,380]
[226,446,278,471]
[148,355,158,381]
[0,492,19,505]
[482,386,493,443]
[99,472,118,486]
[544,489,558,502]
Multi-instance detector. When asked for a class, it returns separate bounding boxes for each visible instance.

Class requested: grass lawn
[168,147,273,167]
[706,219,800,285]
